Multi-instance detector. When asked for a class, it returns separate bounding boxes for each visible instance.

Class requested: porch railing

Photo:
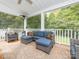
[46,29,79,45]
[0,29,7,41]
[0,29,23,41]
[0,29,79,45]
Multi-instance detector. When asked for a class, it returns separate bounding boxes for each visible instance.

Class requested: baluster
[59,29,61,44]
[62,29,63,44]
[67,29,70,45]
[64,29,67,44]
[74,31,76,39]
[78,30,79,39]
[54,29,56,42]
[71,30,73,39]
[56,29,59,43]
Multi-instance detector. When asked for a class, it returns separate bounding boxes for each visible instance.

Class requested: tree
[0,12,24,28]
[46,3,79,29]
[0,3,79,29]
[27,15,41,28]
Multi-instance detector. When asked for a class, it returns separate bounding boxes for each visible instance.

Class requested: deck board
[0,41,71,59]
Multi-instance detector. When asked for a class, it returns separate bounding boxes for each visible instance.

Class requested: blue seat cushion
[8,35,17,38]
[44,31,49,37]
[21,36,32,40]
[34,31,44,37]
[33,36,41,39]
[36,38,52,47]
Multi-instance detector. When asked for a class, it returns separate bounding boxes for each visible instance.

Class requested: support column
[41,12,45,31]
[24,17,27,36]
[24,17,27,31]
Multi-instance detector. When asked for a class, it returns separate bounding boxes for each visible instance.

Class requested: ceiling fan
[17,0,32,4]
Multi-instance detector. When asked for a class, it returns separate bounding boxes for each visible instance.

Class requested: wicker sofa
[21,31,55,54]
[70,38,79,59]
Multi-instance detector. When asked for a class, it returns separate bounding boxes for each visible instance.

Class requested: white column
[24,17,28,36]
[24,17,27,31]
[41,12,45,31]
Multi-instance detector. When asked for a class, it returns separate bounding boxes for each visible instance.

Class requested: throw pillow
[27,32,33,36]
[74,40,79,45]
[46,34,52,40]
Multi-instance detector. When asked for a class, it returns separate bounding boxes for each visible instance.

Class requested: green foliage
[0,3,79,29]
[27,15,41,28]
[0,12,24,29]
[45,3,79,29]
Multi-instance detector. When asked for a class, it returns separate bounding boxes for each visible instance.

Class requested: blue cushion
[36,38,52,47]
[34,31,44,37]
[44,31,49,36]
[33,36,41,39]
[21,36,32,40]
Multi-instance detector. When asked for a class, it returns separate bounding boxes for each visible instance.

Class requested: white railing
[54,29,72,45]
[0,29,79,45]
[0,29,7,41]
[0,29,23,41]
[56,29,79,45]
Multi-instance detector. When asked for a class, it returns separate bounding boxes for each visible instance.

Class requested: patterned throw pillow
[27,32,33,36]
[46,34,52,40]
[74,40,79,45]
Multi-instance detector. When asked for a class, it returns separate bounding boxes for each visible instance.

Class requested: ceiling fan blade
[18,0,22,4]
[26,0,32,4]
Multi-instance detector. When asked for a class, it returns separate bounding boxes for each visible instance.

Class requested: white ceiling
[0,0,78,17]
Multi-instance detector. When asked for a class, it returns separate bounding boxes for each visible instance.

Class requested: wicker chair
[70,38,79,59]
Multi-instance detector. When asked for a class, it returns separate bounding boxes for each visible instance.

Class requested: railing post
[78,30,79,39]
[74,31,76,39]
[56,29,59,43]
[71,29,73,39]
[62,30,63,42]
[67,29,70,44]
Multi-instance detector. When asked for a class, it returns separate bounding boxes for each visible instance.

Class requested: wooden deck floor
[52,44,71,59]
[0,41,71,59]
